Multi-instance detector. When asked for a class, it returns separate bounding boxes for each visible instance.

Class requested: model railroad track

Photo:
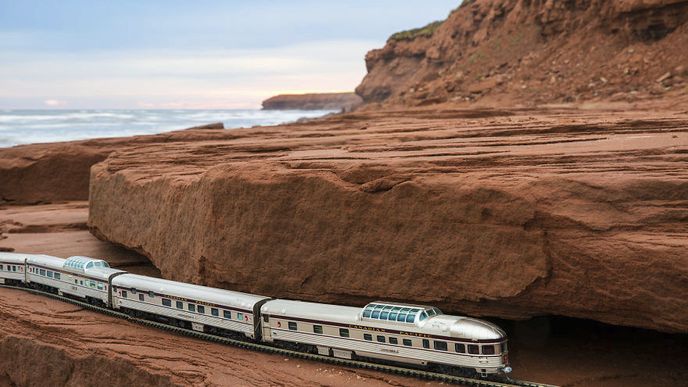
[0,284,557,387]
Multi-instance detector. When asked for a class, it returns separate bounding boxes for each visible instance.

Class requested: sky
[0,0,459,109]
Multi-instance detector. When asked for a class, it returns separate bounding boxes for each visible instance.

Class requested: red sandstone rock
[355,0,688,106]
[86,106,688,333]
[0,126,232,204]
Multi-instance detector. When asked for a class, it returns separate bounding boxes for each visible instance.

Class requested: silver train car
[0,252,26,286]
[0,252,512,376]
[111,274,270,339]
[1,253,123,306]
[27,255,124,306]
[261,300,510,375]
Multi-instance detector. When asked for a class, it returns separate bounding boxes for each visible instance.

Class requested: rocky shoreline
[2,104,686,334]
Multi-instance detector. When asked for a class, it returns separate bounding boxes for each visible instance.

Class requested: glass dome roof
[63,256,110,271]
[361,302,441,324]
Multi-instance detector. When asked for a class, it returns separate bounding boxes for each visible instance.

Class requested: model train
[0,252,512,376]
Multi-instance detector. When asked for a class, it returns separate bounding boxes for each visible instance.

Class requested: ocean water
[0,109,335,148]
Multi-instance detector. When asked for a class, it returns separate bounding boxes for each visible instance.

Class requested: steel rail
[0,284,558,387]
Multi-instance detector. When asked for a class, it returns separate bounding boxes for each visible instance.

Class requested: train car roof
[262,299,506,341]
[262,299,362,324]
[26,254,67,268]
[112,274,270,310]
[0,252,39,263]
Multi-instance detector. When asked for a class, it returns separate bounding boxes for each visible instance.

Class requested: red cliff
[356,0,688,106]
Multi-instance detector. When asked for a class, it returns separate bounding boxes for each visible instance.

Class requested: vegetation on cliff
[388,20,444,41]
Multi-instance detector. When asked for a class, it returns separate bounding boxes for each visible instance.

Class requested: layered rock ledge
[88,107,688,333]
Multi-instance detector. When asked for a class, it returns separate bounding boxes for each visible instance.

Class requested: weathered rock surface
[356,0,688,106]
[0,124,227,204]
[262,93,363,111]
[87,106,688,333]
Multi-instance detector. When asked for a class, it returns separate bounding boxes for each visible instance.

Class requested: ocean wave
[0,109,332,148]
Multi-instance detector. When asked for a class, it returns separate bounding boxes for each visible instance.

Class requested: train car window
[313,325,323,334]
[54,273,61,280]
[12,266,17,272]
[74,279,78,284]
[434,341,448,351]
[39,269,46,276]
[97,283,104,290]
[80,280,84,285]
[198,305,205,314]
[122,291,128,298]
[482,345,495,355]
[339,328,349,338]
[139,293,145,301]
[162,298,172,307]
[213,308,220,317]
[377,335,386,343]
[389,312,398,320]
[419,311,428,321]
[422,339,430,349]
[468,344,479,355]
[237,312,244,321]
[403,339,412,346]
[188,304,196,312]
[176,301,184,309]
[0,265,3,270]
[406,314,415,323]
[288,322,297,331]
[389,337,398,345]
[380,310,389,319]
[455,343,465,353]
[364,333,372,341]
[224,310,231,319]
[148,291,155,298]
[500,342,507,353]
[362,310,372,318]
[371,310,381,318]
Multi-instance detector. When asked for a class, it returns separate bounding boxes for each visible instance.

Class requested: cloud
[43,99,67,107]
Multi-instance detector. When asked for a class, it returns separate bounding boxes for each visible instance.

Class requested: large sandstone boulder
[88,107,688,333]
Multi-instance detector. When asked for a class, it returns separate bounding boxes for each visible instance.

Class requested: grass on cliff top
[388,20,444,42]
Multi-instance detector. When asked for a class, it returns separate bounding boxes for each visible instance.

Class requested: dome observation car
[360,302,442,325]
[63,256,111,272]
